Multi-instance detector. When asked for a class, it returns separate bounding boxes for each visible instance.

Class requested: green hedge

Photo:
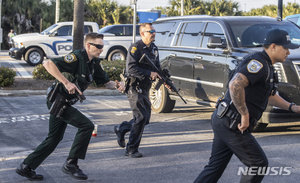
[32,64,55,80]
[101,59,125,82]
[32,59,126,86]
[0,66,17,87]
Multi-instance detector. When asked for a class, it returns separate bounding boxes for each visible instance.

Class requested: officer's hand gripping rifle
[139,53,187,104]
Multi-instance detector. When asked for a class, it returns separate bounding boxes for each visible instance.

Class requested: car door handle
[194,56,203,60]
[66,39,72,41]
[169,53,177,57]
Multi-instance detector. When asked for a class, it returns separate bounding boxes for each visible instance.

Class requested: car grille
[292,61,300,82]
[274,62,287,83]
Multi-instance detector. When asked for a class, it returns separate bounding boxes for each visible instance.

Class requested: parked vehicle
[285,14,300,26]
[9,23,141,65]
[9,22,99,66]
[99,24,140,61]
[151,15,300,131]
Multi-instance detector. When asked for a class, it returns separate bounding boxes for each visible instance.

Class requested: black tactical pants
[118,87,151,153]
[23,100,94,170]
[194,110,268,183]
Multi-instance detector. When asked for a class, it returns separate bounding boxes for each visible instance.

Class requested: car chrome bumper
[8,47,24,60]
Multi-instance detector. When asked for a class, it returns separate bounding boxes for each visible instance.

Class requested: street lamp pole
[131,0,137,43]
[181,0,184,16]
[55,0,60,23]
[0,0,2,55]
[277,0,283,21]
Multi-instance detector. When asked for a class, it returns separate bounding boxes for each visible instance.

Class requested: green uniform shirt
[51,49,110,95]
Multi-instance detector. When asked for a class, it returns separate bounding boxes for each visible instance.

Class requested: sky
[115,0,299,12]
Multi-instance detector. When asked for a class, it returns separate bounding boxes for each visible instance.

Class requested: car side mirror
[207,36,227,49]
[49,32,57,37]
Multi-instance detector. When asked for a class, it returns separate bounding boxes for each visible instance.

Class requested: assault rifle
[139,53,187,104]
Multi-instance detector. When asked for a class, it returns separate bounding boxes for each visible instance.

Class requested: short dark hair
[139,23,152,33]
[84,32,103,45]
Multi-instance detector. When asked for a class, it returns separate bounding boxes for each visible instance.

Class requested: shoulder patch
[64,53,77,63]
[247,59,263,73]
[131,47,137,54]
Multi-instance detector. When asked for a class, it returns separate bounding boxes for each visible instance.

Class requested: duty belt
[225,108,238,119]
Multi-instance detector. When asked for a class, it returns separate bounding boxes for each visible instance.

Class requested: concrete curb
[0,89,124,97]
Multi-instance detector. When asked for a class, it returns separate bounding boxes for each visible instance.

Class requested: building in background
[137,10,166,23]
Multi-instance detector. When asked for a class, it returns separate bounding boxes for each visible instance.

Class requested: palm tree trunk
[73,0,84,51]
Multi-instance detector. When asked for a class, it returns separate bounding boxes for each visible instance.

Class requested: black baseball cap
[264,29,299,49]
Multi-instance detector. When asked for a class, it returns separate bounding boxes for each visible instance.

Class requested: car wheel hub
[111,53,124,61]
[29,52,41,64]
[149,86,162,109]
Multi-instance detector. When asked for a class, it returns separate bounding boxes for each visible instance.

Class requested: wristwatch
[289,102,296,113]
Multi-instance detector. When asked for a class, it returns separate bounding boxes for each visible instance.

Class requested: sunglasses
[89,42,104,49]
[144,30,156,34]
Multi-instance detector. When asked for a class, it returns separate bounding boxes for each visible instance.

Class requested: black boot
[16,162,44,181]
[114,125,125,148]
[61,158,88,180]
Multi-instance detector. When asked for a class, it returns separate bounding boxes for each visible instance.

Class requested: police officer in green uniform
[16,33,124,181]
[194,29,300,183]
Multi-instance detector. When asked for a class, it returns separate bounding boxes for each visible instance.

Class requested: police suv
[99,24,140,61]
[9,22,99,66]
[9,23,139,66]
[150,15,300,131]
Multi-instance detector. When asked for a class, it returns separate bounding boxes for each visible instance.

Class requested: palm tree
[59,0,74,21]
[165,0,242,17]
[73,0,84,50]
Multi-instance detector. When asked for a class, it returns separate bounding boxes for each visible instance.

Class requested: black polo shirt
[225,50,275,120]
[126,39,160,83]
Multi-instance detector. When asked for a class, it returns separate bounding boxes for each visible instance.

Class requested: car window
[229,21,300,47]
[98,26,112,33]
[56,25,72,36]
[201,22,226,49]
[84,25,93,35]
[153,22,176,46]
[173,23,185,46]
[286,17,299,25]
[41,24,58,35]
[99,25,140,36]
[164,21,180,46]
[177,22,204,47]
[108,26,124,36]
[127,25,140,36]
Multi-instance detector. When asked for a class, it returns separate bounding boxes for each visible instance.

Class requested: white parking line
[7,61,32,79]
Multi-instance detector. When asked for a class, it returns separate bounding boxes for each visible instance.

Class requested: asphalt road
[1,95,300,183]
[0,50,38,79]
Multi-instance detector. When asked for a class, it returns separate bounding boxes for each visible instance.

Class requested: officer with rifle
[16,32,124,181]
[114,23,173,158]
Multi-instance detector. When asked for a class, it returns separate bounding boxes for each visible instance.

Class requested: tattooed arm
[228,73,250,133]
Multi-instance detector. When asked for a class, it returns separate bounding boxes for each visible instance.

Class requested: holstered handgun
[49,93,67,118]
[229,112,241,131]
[47,83,60,103]
[120,69,130,93]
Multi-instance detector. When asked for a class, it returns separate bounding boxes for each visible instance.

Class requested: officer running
[194,29,300,183]
[114,23,170,158]
[16,32,124,181]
